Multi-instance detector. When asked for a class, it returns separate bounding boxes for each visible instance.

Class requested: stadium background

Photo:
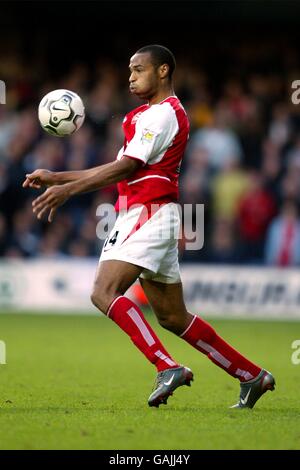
[1,0,300,266]
[0,0,300,451]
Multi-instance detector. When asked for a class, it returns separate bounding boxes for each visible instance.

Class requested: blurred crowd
[1,43,300,266]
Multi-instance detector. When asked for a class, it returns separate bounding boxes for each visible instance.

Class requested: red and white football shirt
[115,96,189,211]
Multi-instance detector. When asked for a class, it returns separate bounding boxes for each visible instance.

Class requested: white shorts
[99,202,181,284]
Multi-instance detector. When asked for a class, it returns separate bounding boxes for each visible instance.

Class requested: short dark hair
[136,44,176,79]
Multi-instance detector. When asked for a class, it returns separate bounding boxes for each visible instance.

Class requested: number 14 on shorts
[103,230,119,251]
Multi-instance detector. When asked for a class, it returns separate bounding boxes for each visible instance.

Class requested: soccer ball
[38,89,85,137]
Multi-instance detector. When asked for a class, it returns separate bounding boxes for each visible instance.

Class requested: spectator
[237,171,277,263]
[187,106,243,173]
[211,157,249,221]
[264,201,300,266]
[204,217,241,264]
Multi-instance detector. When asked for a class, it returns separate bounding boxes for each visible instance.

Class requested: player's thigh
[140,278,188,321]
[92,260,143,312]
[94,259,143,294]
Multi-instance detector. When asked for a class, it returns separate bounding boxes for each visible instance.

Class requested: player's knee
[90,289,118,314]
[90,290,104,311]
[157,312,185,334]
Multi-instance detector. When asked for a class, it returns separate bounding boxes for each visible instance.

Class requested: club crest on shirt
[141,128,156,144]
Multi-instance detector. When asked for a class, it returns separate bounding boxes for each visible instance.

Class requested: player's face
[129,53,159,99]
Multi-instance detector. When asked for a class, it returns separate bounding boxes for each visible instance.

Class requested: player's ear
[159,63,169,79]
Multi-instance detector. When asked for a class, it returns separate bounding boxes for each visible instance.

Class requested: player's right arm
[30,157,141,222]
[22,166,107,189]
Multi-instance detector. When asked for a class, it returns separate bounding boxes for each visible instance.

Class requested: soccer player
[23,45,275,409]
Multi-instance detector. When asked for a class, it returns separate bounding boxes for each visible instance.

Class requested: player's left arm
[122,104,179,165]
[32,157,140,222]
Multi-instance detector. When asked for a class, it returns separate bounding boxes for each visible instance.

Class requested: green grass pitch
[0,312,299,450]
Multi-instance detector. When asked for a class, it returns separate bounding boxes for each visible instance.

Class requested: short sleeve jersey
[115,96,189,211]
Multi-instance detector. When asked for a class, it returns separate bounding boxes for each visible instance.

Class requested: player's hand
[23,169,56,189]
[32,185,70,223]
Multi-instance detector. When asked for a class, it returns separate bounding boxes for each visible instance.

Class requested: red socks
[106,296,260,381]
[107,296,179,372]
[180,315,261,382]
